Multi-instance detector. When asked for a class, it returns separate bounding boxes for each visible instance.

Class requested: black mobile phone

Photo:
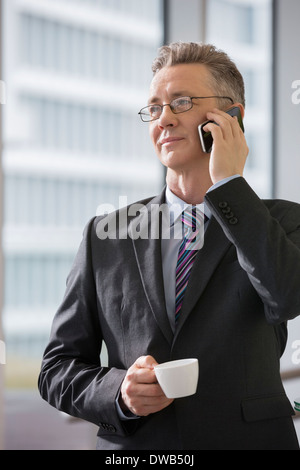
[198,106,244,153]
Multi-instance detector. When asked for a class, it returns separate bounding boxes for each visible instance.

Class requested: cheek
[149,124,160,149]
[191,121,203,145]
[193,127,201,145]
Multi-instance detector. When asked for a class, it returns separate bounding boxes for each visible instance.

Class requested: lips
[159,136,184,145]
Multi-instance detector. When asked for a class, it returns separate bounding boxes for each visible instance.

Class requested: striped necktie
[175,206,203,323]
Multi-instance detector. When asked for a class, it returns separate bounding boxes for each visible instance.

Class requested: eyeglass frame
[138,96,234,122]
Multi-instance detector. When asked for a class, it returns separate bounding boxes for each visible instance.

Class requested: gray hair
[152,41,245,108]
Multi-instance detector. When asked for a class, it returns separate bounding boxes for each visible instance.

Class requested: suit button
[229,217,238,225]
[219,201,228,209]
[222,207,232,214]
[107,424,116,433]
[99,422,116,433]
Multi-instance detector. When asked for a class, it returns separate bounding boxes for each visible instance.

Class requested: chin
[160,151,203,171]
[159,152,184,170]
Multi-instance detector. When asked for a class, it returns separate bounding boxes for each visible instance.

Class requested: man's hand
[119,355,174,417]
[203,107,249,185]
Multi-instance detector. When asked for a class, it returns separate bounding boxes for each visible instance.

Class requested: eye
[148,104,161,117]
[172,97,191,112]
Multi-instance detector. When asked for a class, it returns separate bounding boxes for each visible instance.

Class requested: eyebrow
[148,91,192,104]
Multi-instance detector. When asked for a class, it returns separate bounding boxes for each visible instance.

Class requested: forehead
[149,63,213,102]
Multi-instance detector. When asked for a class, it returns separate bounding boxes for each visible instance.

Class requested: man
[38,42,300,450]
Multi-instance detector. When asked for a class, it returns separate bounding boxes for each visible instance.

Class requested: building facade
[2,0,164,358]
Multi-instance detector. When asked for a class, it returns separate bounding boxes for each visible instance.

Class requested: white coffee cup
[154,358,199,399]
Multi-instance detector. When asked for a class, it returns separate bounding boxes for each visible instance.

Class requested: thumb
[134,355,158,369]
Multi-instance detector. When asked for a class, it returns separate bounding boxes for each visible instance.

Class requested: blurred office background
[0,0,299,449]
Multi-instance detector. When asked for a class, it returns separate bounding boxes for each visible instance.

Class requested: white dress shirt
[161,186,211,332]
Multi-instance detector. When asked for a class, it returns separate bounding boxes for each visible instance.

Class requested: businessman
[38,42,300,450]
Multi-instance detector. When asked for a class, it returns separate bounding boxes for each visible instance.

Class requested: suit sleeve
[205,177,300,324]
[38,217,137,436]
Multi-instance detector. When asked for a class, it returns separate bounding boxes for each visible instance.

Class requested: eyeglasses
[138,96,234,122]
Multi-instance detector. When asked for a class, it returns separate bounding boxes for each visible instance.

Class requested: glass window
[208,0,255,45]
[2,0,164,392]
[206,0,273,198]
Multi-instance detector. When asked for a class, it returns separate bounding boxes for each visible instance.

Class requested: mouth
[159,136,184,146]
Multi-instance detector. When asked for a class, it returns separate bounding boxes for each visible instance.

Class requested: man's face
[149,63,219,171]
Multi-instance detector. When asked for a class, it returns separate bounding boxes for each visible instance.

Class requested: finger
[203,121,224,142]
[208,107,235,121]
[133,367,157,384]
[126,359,158,385]
[137,382,166,398]
[210,108,243,137]
[130,393,174,417]
[134,355,158,369]
[206,110,234,139]
[121,380,172,417]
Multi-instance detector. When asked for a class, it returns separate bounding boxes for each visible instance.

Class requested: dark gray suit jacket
[38,177,300,450]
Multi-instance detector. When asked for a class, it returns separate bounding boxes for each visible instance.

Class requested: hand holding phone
[198,106,244,153]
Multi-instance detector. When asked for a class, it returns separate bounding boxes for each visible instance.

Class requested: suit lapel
[130,190,173,345]
[130,190,233,343]
[174,216,232,336]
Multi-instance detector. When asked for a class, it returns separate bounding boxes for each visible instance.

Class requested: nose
[157,105,178,128]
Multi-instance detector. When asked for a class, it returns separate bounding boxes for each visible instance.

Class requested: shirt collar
[165,185,211,225]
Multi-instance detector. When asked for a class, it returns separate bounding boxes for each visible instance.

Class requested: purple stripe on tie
[175,206,203,323]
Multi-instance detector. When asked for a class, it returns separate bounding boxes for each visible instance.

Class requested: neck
[166,168,212,205]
